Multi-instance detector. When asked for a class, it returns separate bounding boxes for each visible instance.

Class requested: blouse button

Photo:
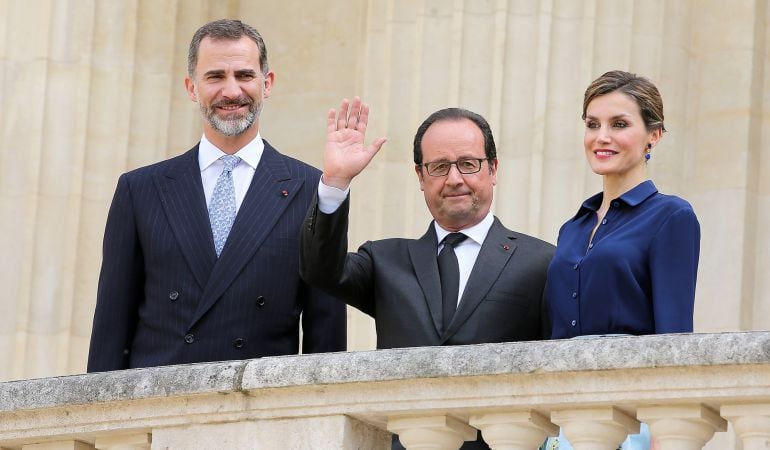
[571,320,577,327]
[572,263,579,270]
[601,218,608,225]
[588,243,594,249]
[612,201,620,208]
[571,292,578,298]
[169,290,179,301]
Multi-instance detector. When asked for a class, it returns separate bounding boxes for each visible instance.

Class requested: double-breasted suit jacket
[87,141,346,372]
[300,195,554,349]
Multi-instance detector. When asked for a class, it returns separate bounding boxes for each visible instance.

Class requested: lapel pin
[281,189,289,197]
[502,244,510,251]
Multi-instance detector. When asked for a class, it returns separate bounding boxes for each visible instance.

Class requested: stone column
[387,415,477,450]
[721,403,770,450]
[94,433,151,450]
[469,411,558,450]
[552,407,639,450]
[637,404,726,450]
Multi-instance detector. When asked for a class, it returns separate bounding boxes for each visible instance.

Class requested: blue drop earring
[645,143,652,161]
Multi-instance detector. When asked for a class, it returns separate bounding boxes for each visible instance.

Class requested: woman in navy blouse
[547,70,701,339]
[542,71,698,450]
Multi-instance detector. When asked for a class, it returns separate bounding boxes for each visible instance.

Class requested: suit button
[233,338,245,349]
[184,333,194,344]
[169,291,179,301]
[256,296,265,306]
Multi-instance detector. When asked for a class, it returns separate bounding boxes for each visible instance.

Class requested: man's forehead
[197,36,261,61]
[427,118,481,135]
[423,119,484,145]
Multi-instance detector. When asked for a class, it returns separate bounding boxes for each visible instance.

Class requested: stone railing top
[2,331,769,413]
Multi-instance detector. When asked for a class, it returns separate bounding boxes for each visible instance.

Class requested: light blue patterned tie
[209,155,241,257]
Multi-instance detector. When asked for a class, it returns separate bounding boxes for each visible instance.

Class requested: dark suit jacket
[87,141,346,372]
[300,195,554,349]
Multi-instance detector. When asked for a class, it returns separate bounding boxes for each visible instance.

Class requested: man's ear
[415,165,425,191]
[262,71,275,98]
[184,77,197,102]
[488,158,498,186]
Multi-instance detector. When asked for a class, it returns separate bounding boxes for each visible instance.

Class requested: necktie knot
[220,155,241,173]
[442,232,467,248]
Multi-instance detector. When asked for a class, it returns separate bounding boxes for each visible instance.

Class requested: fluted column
[721,403,770,450]
[552,407,639,450]
[387,415,477,450]
[469,411,558,450]
[93,433,151,450]
[637,404,726,450]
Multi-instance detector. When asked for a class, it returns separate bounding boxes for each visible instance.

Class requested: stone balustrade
[1,332,769,450]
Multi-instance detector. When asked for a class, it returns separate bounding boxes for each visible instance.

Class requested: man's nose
[221,76,241,98]
[445,164,464,184]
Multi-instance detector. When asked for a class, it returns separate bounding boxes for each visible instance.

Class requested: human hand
[322,97,387,189]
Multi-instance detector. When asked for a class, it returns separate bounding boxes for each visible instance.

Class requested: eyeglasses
[421,158,488,177]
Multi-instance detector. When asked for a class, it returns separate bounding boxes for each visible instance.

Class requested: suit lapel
[155,146,217,290]
[408,224,443,337]
[190,142,304,326]
[442,218,517,341]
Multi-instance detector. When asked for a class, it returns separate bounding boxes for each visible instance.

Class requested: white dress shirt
[317,179,494,306]
[199,134,264,213]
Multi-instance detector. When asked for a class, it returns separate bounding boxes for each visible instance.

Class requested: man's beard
[200,95,263,137]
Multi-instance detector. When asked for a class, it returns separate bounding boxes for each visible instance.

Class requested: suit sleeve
[299,281,347,353]
[650,207,700,333]
[299,192,376,316]
[86,174,144,372]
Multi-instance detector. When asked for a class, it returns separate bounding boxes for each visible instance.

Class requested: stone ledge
[241,331,770,388]
[1,331,768,413]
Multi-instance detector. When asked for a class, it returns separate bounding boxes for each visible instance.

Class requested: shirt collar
[575,180,658,217]
[434,212,494,246]
[198,133,264,171]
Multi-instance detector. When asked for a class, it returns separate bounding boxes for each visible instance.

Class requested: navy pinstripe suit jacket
[87,141,346,372]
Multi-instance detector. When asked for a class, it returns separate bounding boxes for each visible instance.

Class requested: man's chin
[208,115,256,137]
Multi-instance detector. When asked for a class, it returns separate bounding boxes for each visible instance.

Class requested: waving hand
[322,97,387,189]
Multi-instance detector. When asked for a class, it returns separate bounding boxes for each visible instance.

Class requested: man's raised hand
[322,97,387,190]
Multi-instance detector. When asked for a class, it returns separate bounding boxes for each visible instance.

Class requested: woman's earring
[645,143,652,161]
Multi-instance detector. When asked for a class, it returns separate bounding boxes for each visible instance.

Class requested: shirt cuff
[317,178,350,214]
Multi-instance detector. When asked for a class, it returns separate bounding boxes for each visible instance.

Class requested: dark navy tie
[438,232,468,331]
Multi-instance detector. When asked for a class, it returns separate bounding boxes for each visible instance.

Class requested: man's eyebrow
[202,69,225,77]
[201,69,259,78]
[234,69,258,76]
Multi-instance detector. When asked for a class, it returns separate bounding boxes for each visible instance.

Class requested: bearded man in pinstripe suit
[87,19,345,371]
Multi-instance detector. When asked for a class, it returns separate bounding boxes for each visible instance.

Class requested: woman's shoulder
[649,191,697,215]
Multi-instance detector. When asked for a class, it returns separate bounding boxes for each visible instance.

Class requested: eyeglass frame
[419,157,490,177]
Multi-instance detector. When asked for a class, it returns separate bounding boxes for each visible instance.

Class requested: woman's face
[583,91,661,181]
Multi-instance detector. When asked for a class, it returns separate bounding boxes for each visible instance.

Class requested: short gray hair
[187,19,268,78]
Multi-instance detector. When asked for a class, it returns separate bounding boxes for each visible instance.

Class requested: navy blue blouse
[547,180,700,339]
